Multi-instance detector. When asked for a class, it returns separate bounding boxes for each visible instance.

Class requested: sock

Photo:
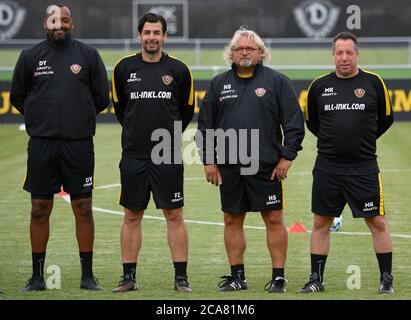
[311,254,327,283]
[80,251,93,279]
[376,252,392,280]
[231,264,245,280]
[173,261,187,279]
[123,263,137,281]
[32,252,46,278]
[272,268,285,280]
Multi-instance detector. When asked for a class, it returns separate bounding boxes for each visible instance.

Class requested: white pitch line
[62,183,411,239]
[94,183,120,190]
[90,206,411,238]
[92,206,265,230]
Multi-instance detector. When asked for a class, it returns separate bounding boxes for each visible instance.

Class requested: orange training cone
[57,188,69,197]
[288,222,308,233]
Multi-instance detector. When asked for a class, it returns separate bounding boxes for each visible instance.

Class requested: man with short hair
[10,4,109,291]
[299,31,394,294]
[111,12,194,293]
[197,27,304,293]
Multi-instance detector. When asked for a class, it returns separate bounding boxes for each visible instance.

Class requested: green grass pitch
[0,122,410,300]
[1,47,411,80]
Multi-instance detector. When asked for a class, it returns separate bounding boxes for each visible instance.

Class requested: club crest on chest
[162,75,173,85]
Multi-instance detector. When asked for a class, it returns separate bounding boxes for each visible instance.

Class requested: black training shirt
[10,34,110,139]
[112,52,194,159]
[305,69,393,174]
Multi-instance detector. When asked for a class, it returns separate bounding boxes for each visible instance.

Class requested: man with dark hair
[138,12,167,33]
[10,4,109,291]
[299,31,395,294]
[111,12,194,293]
[197,28,304,293]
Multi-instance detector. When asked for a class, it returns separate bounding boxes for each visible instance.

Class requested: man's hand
[271,158,292,181]
[204,164,222,186]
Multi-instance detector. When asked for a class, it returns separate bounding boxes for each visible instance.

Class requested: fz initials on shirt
[171,192,183,203]
[127,73,141,83]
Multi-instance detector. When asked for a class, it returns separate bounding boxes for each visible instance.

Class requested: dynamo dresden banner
[0,79,410,123]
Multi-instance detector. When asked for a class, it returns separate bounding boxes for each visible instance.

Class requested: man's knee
[366,216,388,233]
[164,208,184,224]
[224,213,245,227]
[123,209,144,225]
[31,200,52,222]
[262,210,284,225]
[72,198,93,221]
[313,214,334,231]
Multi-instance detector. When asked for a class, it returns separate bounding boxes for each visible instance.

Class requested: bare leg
[310,214,334,255]
[30,199,53,252]
[364,215,392,253]
[223,212,246,265]
[120,208,144,263]
[71,197,94,252]
[261,210,288,268]
[163,207,189,262]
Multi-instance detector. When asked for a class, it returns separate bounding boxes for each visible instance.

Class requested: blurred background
[1,0,410,122]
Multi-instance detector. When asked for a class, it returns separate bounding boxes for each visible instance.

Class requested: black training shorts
[119,158,184,211]
[23,137,94,195]
[312,168,385,218]
[219,165,284,214]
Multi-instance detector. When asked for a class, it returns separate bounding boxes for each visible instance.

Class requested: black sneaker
[218,275,247,292]
[112,275,137,293]
[20,277,46,292]
[298,273,324,293]
[265,276,288,293]
[80,276,104,290]
[379,272,395,294]
[174,276,192,292]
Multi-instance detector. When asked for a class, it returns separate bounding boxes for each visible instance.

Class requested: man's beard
[51,29,69,42]
[143,41,161,54]
[238,58,252,67]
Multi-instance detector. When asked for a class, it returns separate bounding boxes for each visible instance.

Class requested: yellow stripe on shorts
[378,174,385,215]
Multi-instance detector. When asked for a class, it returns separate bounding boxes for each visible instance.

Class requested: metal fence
[1,37,411,74]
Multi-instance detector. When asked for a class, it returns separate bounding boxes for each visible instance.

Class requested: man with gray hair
[196,27,304,293]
